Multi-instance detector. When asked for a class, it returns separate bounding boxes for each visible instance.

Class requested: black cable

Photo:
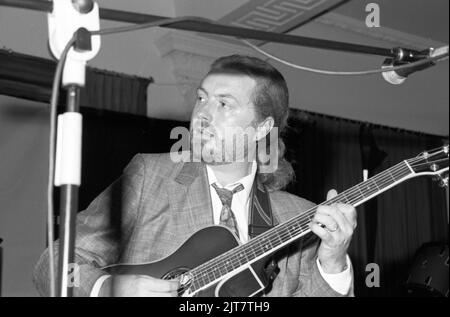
[242,39,448,76]
[47,34,77,297]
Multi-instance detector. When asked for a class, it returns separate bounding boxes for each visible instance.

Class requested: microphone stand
[56,86,81,297]
[48,0,100,297]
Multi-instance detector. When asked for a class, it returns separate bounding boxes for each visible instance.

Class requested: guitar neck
[188,160,415,292]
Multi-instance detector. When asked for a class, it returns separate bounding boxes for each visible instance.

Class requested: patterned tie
[211,183,244,239]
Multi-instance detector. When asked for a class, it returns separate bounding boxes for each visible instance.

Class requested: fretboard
[188,160,414,293]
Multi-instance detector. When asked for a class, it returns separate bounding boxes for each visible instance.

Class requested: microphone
[71,0,94,14]
[382,45,449,85]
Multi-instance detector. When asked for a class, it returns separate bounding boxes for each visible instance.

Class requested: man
[34,55,356,297]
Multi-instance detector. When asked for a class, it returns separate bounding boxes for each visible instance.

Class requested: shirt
[206,162,257,243]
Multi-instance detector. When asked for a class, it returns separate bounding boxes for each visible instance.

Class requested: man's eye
[197,96,206,103]
[219,101,228,108]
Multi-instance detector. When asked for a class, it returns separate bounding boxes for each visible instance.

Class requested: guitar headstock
[407,145,449,187]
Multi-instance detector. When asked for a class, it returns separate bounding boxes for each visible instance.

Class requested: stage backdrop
[0,95,49,296]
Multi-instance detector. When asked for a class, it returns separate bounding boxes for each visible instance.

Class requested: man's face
[190,73,260,164]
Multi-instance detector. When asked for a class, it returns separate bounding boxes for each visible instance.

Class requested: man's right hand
[99,274,180,297]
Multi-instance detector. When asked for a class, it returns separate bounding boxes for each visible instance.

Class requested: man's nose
[196,103,215,125]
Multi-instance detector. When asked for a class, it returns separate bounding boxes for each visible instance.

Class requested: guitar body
[104,226,271,297]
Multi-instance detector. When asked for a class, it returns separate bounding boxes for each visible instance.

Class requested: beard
[190,128,253,165]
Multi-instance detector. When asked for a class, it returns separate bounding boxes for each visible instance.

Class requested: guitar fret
[187,157,425,295]
[203,271,211,285]
[191,270,201,289]
[347,190,360,204]
[374,173,393,189]
[195,279,203,291]
[214,266,221,278]
[279,226,292,243]
[196,276,206,288]
[356,185,366,199]
[237,251,247,266]
[195,271,206,289]
[372,178,381,191]
[240,248,251,264]
[287,224,295,238]
[251,245,260,259]
[361,179,379,198]
[274,231,283,245]
[224,258,233,271]
[386,169,398,182]
[390,169,402,180]
[190,276,197,291]
[339,193,351,204]
[255,239,266,258]
[396,164,411,179]
[278,226,289,243]
[260,238,270,253]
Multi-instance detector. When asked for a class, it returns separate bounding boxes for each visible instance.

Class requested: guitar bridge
[178,273,194,296]
[162,268,194,296]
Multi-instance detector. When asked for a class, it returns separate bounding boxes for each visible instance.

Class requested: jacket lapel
[170,162,283,239]
[171,161,214,234]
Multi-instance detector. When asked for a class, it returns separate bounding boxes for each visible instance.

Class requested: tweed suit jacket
[33,153,351,297]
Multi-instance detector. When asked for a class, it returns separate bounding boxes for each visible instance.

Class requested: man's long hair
[207,55,294,191]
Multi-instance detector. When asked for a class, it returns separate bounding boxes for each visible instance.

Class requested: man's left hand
[309,189,357,274]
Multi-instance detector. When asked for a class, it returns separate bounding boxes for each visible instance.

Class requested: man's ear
[255,117,274,141]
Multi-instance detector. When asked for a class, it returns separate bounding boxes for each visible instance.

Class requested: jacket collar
[174,160,203,185]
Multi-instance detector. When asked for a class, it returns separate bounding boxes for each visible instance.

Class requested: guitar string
[189,159,424,289]
[405,158,448,168]
[237,153,447,266]
[405,146,449,159]
[188,161,411,289]
[188,153,447,290]
[189,157,439,290]
[192,153,445,288]
[189,162,443,291]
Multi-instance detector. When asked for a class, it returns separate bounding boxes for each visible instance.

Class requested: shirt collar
[206,162,257,198]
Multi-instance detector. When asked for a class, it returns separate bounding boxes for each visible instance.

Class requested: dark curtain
[0,49,151,116]
[284,110,369,296]
[284,109,448,297]
[370,128,448,296]
[78,108,188,211]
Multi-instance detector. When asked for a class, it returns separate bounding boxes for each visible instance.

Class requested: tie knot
[211,183,244,207]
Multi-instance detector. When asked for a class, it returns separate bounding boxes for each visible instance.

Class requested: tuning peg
[433,174,449,188]
[430,164,439,172]
[439,177,449,188]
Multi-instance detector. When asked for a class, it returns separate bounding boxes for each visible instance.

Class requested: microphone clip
[48,0,101,87]
[391,47,431,63]
[382,47,436,85]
